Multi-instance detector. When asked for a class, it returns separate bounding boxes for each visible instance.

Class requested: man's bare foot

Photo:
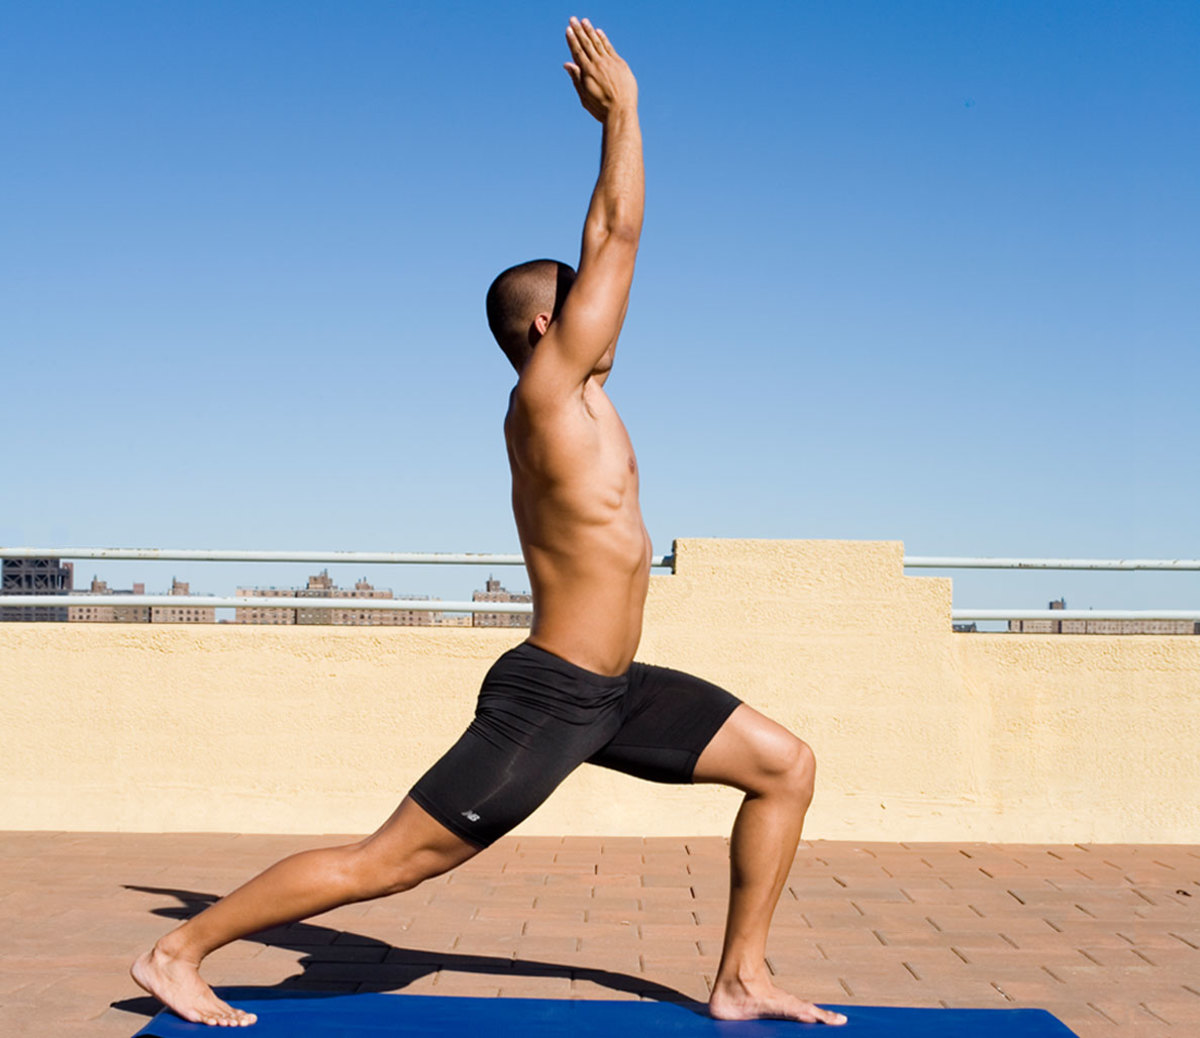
[709,973,847,1027]
[131,945,258,1027]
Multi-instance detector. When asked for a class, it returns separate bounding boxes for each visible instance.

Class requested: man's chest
[583,386,638,474]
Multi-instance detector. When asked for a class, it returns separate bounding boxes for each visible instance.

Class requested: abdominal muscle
[522,522,652,677]
[507,389,653,677]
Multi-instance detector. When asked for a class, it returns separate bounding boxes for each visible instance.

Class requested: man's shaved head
[486,259,576,371]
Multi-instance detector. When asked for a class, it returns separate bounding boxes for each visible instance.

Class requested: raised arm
[522,18,643,398]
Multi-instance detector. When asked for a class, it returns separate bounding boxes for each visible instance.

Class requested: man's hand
[564,17,637,122]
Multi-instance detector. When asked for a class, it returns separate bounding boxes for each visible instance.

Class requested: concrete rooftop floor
[1,832,1197,1037]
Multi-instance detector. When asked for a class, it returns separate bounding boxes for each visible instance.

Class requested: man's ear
[529,311,553,346]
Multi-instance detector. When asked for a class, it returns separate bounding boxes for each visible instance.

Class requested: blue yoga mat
[132,991,1079,1036]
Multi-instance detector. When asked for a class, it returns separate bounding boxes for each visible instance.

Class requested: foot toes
[812,1006,846,1026]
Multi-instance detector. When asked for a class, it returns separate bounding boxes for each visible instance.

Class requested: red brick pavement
[0,832,1196,1036]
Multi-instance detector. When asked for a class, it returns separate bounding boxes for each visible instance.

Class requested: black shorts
[409,641,742,847]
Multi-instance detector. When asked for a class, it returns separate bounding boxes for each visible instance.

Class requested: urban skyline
[3,557,1193,634]
[0,558,530,628]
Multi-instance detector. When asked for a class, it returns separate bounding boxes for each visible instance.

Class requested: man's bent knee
[696,706,817,801]
[752,729,815,800]
[780,737,816,805]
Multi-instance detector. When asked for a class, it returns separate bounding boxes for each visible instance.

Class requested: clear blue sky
[2,1,1197,612]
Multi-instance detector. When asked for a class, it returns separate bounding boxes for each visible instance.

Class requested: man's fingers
[570,16,601,61]
[565,22,585,64]
[566,17,618,69]
[581,18,607,59]
[566,27,597,72]
[565,21,588,65]
[563,62,581,87]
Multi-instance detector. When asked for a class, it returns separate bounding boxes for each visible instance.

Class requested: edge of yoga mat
[131,991,1080,1037]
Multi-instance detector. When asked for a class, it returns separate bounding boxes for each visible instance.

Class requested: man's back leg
[131,797,479,1026]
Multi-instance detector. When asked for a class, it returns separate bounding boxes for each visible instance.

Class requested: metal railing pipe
[905,556,1200,571]
[0,595,532,613]
[952,609,1200,621]
[5,598,1194,621]
[0,547,674,568]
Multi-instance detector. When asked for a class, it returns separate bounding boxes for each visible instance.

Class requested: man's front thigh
[692,704,811,794]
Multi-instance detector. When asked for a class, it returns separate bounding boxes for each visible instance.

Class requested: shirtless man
[131,18,846,1029]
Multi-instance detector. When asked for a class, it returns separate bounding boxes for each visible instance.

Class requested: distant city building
[68,577,150,623]
[952,623,978,633]
[151,579,215,624]
[1,558,73,622]
[431,613,473,627]
[0,566,211,624]
[472,576,532,628]
[1058,618,1199,635]
[1007,598,1067,635]
[2,561,531,628]
[234,586,296,625]
[1009,598,1198,635]
[236,571,440,626]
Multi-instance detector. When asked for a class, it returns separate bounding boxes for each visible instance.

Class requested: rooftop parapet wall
[1,538,1196,842]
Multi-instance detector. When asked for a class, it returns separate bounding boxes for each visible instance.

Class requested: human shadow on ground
[112,884,700,1020]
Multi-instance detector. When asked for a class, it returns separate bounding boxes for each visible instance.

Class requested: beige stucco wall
[1,539,1196,842]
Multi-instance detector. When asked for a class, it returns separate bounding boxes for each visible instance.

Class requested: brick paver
[0,833,1196,1036]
